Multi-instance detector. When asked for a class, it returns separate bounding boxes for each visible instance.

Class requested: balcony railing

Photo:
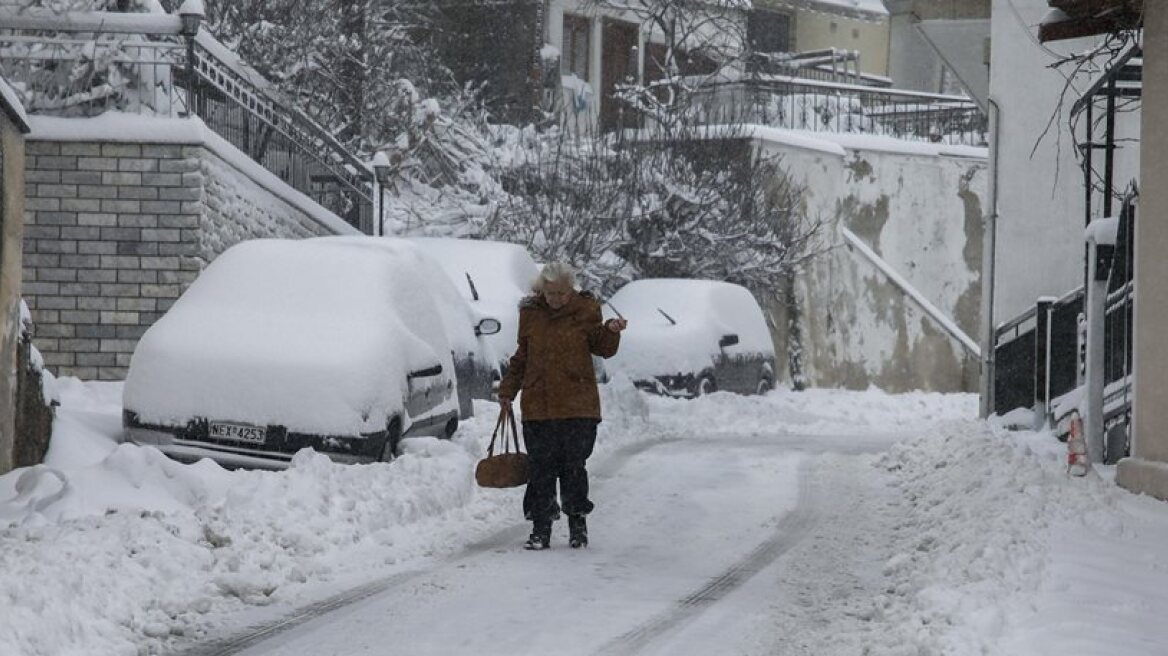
[0,10,373,232]
[679,74,988,147]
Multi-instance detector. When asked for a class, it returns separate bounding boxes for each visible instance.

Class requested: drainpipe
[979,97,1001,418]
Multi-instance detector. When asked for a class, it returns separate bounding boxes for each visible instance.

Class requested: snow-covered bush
[481,123,823,299]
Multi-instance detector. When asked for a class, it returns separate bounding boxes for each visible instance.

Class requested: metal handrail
[0,10,372,232]
[673,75,988,146]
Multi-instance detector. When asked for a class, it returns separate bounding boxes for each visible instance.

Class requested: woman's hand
[605,318,628,333]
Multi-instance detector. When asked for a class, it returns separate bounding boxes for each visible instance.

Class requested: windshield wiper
[657,308,677,326]
[465,272,480,301]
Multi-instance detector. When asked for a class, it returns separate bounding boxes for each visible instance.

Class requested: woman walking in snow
[497,262,627,550]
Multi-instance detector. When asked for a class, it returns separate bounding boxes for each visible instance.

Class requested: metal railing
[682,75,987,146]
[0,11,372,232]
[748,48,892,88]
[992,287,1084,419]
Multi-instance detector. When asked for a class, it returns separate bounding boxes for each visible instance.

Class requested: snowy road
[13,385,1168,656]
[183,433,894,656]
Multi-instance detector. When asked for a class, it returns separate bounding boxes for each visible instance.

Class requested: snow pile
[0,376,653,656]
[871,423,1168,655]
[646,387,977,437]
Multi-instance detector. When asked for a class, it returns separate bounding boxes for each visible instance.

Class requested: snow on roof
[808,0,888,16]
[124,239,456,435]
[406,238,538,304]
[313,237,485,360]
[603,279,774,379]
[766,0,888,19]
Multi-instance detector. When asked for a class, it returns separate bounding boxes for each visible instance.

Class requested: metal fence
[992,287,1084,419]
[684,76,987,146]
[749,49,892,88]
[0,12,372,232]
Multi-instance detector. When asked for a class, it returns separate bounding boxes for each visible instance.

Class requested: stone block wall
[21,139,351,381]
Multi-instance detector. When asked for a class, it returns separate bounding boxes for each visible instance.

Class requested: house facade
[886,0,990,101]
[546,0,892,132]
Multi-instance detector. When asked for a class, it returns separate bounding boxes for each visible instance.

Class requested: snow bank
[645,386,977,437]
[0,377,653,656]
[870,423,1168,655]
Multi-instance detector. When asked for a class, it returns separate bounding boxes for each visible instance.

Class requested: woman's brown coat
[498,290,621,421]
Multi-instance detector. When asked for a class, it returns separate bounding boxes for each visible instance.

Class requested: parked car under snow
[406,237,539,374]
[122,238,498,469]
[603,279,776,397]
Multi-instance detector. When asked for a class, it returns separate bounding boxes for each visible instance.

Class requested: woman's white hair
[533,261,577,292]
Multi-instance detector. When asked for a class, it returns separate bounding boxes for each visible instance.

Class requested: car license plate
[209,421,266,444]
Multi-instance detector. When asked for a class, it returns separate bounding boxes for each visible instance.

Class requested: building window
[562,14,591,81]
[748,9,793,54]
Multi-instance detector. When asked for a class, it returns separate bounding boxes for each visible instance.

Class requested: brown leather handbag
[475,405,529,488]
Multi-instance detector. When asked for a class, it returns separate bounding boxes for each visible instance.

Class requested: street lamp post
[178,0,205,118]
[371,150,391,237]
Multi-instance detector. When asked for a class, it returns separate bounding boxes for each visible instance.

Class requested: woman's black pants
[522,418,598,523]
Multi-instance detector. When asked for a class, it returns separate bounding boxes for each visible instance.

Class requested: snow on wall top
[29,113,359,236]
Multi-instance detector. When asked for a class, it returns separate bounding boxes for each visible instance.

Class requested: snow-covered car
[315,236,501,417]
[122,239,495,469]
[603,279,776,397]
[406,237,538,374]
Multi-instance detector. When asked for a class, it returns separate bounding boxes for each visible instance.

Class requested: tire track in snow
[173,437,681,656]
[594,459,822,656]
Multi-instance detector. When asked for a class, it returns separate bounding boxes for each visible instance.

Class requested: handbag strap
[505,405,523,454]
[486,405,507,457]
[486,404,526,456]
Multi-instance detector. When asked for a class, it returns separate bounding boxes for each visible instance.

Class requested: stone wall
[21,138,354,381]
[758,133,987,393]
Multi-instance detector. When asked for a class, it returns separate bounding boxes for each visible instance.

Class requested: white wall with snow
[755,130,987,392]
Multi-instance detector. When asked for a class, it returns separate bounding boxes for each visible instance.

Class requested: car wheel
[757,378,773,395]
[380,418,402,462]
[696,375,716,397]
[443,417,459,439]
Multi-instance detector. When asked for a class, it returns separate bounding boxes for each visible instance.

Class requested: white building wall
[988,0,1140,323]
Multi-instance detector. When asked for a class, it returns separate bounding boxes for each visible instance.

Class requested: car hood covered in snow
[602,278,775,380]
[124,239,454,435]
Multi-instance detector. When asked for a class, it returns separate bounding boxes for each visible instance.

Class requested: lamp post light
[178,0,205,118]
[371,150,392,237]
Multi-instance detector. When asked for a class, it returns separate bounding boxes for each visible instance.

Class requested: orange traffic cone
[1067,412,1089,477]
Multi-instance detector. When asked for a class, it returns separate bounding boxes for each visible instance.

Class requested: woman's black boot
[524,521,552,550]
[568,515,588,549]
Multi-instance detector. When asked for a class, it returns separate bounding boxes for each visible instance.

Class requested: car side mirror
[407,364,444,379]
[719,334,740,348]
[475,318,502,336]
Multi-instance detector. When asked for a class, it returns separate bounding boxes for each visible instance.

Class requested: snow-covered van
[603,279,776,397]
[122,238,496,469]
